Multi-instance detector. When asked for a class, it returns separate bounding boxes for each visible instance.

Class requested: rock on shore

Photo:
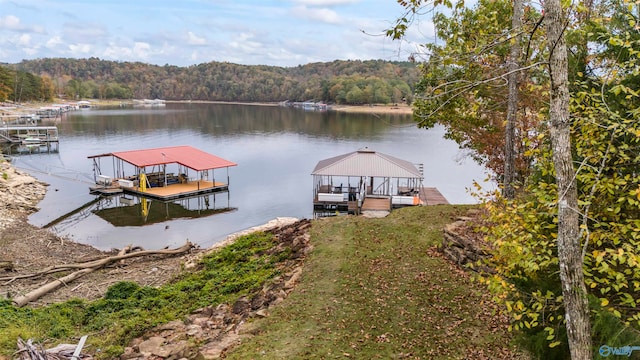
[0,158,47,229]
[120,219,313,360]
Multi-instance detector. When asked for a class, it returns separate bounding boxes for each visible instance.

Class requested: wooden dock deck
[91,180,229,200]
[420,187,449,205]
[361,197,392,212]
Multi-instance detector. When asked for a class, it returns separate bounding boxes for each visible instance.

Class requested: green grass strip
[226,205,525,359]
[0,231,280,358]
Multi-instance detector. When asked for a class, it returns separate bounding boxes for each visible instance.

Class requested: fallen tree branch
[11,242,194,307]
[13,268,96,307]
[1,242,193,283]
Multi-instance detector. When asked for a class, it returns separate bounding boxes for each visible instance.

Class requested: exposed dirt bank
[0,158,200,306]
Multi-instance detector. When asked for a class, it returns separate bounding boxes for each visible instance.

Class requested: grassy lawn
[0,205,529,359]
[226,205,528,359]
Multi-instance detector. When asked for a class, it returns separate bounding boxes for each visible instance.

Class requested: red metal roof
[89,145,237,171]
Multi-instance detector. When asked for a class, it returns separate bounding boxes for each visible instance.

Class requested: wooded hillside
[10,58,418,104]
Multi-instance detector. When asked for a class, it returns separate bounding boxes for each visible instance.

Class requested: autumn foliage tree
[16,58,417,104]
[0,66,12,101]
[0,65,54,102]
[391,0,640,358]
[480,27,640,356]
[403,0,546,184]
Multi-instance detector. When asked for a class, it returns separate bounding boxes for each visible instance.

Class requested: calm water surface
[10,103,490,250]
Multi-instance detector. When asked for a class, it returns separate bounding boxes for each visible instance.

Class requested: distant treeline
[7,58,419,104]
[0,65,55,103]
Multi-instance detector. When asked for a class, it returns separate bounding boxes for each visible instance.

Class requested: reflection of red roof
[88,145,237,171]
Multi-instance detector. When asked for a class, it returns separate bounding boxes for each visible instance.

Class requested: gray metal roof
[311,148,423,179]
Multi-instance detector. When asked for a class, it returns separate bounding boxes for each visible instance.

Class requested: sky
[0,0,435,68]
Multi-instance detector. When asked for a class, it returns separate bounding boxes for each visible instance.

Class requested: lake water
[9,103,490,251]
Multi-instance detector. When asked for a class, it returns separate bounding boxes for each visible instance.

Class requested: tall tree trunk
[503,0,524,199]
[544,0,592,358]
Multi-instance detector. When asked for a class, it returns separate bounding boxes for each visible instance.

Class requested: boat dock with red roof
[88,145,237,201]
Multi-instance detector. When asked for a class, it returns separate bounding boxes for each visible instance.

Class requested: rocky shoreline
[0,157,48,231]
[121,219,312,360]
[0,156,315,359]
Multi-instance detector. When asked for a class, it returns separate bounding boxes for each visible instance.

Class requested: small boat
[134,99,166,107]
[21,137,42,145]
[77,100,91,109]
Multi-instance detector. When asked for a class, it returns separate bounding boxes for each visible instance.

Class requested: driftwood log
[11,242,194,307]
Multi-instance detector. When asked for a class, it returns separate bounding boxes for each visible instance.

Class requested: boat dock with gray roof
[311,147,448,215]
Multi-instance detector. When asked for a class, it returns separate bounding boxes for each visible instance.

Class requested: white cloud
[132,42,151,58]
[103,43,128,59]
[17,33,31,46]
[187,31,207,46]
[0,14,45,33]
[265,47,307,65]
[23,46,38,56]
[0,15,24,31]
[292,0,359,5]
[102,41,161,62]
[46,36,63,49]
[229,33,264,54]
[63,22,108,43]
[68,43,92,55]
[291,5,342,24]
[190,50,200,62]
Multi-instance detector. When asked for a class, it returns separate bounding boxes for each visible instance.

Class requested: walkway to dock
[420,187,449,205]
[360,186,449,212]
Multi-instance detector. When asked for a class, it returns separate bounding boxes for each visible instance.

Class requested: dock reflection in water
[95,192,236,227]
[46,192,235,230]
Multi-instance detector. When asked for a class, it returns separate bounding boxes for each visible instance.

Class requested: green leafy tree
[394,0,546,186]
[346,85,365,104]
[390,0,639,357]
[478,1,640,358]
[12,71,43,102]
